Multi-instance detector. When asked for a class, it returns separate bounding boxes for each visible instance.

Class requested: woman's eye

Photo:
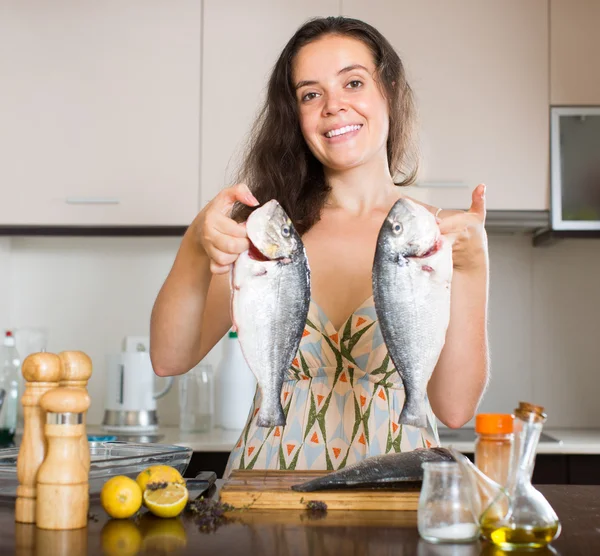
[347,80,363,89]
[301,92,319,102]
[282,225,291,237]
[392,222,403,234]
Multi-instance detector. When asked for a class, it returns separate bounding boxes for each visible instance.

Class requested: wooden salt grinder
[36,387,91,530]
[15,353,62,524]
[58,351,92,472]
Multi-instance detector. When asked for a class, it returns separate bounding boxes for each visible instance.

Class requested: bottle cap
[228,330,238,338]
[4,330,15,347]
[475,413,514,435]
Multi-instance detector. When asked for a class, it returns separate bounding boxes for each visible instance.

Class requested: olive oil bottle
[480,402,561,550]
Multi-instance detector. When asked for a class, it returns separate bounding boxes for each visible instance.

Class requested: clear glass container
[418,461,480,544]
[479,402,561,550]
[0,441,193,498]
[179,363,214,433]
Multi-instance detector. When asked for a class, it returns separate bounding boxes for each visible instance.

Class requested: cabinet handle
[65,197,120,205]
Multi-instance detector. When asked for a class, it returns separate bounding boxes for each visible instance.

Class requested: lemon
[143,483,189,518]
[100,519,143,556]
[100,475,143,519]
[136,465,185,493]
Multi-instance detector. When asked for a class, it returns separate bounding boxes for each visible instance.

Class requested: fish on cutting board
[291,447,455,492]
[372,197,453,428]
[231,199,311,428]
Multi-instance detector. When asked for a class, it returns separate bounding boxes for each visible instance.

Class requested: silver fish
[231,199,311,427]
[372,198,452,428]
[291,447,454,491]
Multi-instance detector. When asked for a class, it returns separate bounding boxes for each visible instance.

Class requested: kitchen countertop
[87,425,600,455]
[0,484,597,555]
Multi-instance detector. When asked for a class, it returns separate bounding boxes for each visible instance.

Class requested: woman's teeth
[325,124,362,138]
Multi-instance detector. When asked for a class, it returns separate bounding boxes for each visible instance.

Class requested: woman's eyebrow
[294,64,370,90]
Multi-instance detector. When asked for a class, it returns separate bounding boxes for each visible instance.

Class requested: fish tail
[256,401,286,428]
[399,399,428,429]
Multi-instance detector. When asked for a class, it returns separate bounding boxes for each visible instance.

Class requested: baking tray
[0,441,193,498]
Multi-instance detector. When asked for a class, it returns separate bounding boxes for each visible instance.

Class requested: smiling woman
[150,16,490,478]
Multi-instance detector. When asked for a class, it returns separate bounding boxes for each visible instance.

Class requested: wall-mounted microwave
[550,107,600,231]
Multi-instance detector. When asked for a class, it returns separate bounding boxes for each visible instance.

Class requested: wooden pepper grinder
[58,351,92,472]
[15,353,62,524]
[35,387,91,530]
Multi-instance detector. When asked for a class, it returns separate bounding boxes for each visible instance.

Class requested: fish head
[245,200,299,261]
[379,197,441,259]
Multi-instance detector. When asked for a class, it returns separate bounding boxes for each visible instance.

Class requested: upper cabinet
[0,2,201,226]
[342,0,550,211]
[200,0,340,206]
[551,0,600,106]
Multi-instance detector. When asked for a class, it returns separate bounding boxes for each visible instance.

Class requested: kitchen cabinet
[200,0,340,206]
[0,1,201,227]
[551,0,600,106]
[342,0,549,212]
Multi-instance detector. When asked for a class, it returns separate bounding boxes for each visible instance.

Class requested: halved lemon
[143,483,189,518]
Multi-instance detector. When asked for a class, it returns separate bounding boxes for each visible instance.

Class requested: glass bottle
[474,413,514,487]
[479,402,561,550]
[0,330,21,446]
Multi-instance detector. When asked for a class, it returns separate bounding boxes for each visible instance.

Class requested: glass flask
[418,461,480,544]
[451,402,561,550]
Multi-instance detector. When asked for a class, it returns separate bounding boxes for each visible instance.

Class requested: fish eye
[392,222,403,234]
[282,225,291,238]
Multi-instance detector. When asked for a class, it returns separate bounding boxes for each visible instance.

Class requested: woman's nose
[322,92,348,117]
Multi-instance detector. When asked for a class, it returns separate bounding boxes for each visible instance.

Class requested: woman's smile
[324,123,363,142]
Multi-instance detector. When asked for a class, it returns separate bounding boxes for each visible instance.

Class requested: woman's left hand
[438,183,488,273]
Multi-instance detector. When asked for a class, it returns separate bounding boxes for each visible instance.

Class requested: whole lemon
[100,475,143,519]
[136,465,185,493]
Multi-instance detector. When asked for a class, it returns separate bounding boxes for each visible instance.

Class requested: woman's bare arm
[426,184,490,428]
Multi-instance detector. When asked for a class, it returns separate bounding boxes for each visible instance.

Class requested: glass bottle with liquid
[479,402,561,550]
[0,330,21,445]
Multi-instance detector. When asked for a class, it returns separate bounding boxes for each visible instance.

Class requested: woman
[150,17,489,475]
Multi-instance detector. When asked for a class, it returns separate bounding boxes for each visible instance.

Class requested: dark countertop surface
[0,484,598,555]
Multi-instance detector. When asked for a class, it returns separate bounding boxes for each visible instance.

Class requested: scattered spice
[87,512,99,523]
[146,481,169,491]
[186,497,237,533]
[305,500,328,520]
[305,500,327,512]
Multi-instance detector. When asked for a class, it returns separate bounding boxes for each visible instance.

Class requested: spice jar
[474,413,514,486]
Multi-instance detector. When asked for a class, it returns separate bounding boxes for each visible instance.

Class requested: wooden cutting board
[219,470,421,511]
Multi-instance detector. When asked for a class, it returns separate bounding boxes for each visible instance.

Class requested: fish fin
[399,405,428,429]
[256,402,286,428]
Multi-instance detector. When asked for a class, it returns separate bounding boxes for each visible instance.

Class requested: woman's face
[292,35,390,172]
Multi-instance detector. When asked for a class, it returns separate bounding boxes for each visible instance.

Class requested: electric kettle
[102,348,173,433]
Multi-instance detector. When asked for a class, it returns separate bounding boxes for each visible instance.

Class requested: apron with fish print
[223,295,440,478]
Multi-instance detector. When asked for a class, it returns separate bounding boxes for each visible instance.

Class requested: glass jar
[178,363,214,433]
[474,413,514,486]
[418,461,480,544]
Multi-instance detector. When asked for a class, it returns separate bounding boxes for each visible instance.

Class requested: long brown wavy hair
[231,16,419,234]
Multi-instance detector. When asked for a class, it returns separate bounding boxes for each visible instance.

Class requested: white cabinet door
[342,0,549,211]
[201,0,339,206]
[551,0,600,105]
[0,1,201,226]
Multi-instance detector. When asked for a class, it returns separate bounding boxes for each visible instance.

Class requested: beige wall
[1,235,598,429]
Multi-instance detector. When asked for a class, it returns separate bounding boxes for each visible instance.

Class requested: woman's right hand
[194,183,260,274]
